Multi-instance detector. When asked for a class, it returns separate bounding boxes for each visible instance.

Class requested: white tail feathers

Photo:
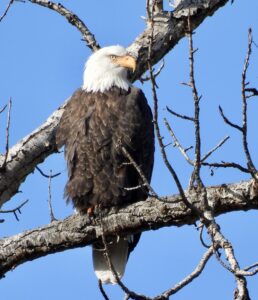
[92,236,129,284]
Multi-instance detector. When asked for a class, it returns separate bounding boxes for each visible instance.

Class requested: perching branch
[0,179,257,281]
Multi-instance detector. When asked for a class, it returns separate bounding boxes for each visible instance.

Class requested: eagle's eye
[110,55,117,60]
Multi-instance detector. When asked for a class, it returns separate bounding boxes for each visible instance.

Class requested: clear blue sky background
[0,1,258,299]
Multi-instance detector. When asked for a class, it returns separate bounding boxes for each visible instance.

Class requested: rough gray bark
[0,179,257,278]
[0,0,230,206]
[0,104,65,206]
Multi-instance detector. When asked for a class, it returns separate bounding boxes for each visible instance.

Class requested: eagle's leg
[87,206,94,215]
[86,204,101,217]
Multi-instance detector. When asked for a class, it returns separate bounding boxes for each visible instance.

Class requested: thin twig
[0,98,12,170]
[201,136,230,162]
[208,224,250,299]
[244,262,258,272]
[197,223,210,248]
[124,184,147,191]
[0,0,14,22]
[0,104,7,114]
[163,117,194,165]
[218,105,243,132]
[48,170,57,222]
[212,246,235,274]
[245,87,258,98]
[36,166,61,178]
[202,161,250,173]
[28,0,100,51]
[166,106,194,121]
[237,268,258,277]
[99,215,150,300]
[140,60,165,83]
[121,147,158,198]
[153,247,214,299]
[185,17,251,298]
[147,2,192,211]
[0,199,29,221]
[98,280,110,300]
[187,16,203,188]
[241,28,257,180]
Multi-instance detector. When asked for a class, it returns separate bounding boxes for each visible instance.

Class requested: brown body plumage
[56,86,154,212]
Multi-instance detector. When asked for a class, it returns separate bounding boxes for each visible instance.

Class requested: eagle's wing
[56,89,96,203]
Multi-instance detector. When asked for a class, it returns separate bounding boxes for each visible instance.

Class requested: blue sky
[0,1,258,299]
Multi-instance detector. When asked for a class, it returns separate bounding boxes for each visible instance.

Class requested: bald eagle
[56,45,154,284]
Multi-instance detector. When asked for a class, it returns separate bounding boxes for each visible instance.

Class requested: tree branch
[0,179,257,279]
[0,102,65,206]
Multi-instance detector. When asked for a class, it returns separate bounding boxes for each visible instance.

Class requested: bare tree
[0,0,258,299]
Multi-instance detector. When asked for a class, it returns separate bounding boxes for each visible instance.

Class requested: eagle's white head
[82,45,136,93]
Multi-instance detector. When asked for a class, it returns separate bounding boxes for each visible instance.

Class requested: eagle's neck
[82,67,131,93]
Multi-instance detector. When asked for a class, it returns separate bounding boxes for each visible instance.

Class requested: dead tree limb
[0,179,257,280]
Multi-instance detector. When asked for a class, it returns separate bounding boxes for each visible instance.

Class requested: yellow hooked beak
[113,55,136,72]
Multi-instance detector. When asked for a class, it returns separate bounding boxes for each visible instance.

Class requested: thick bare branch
[0,179,257,279]
[129,0,229,81]
[0,103,65,206]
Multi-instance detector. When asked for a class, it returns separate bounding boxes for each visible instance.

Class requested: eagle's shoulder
[55,89,94,149]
